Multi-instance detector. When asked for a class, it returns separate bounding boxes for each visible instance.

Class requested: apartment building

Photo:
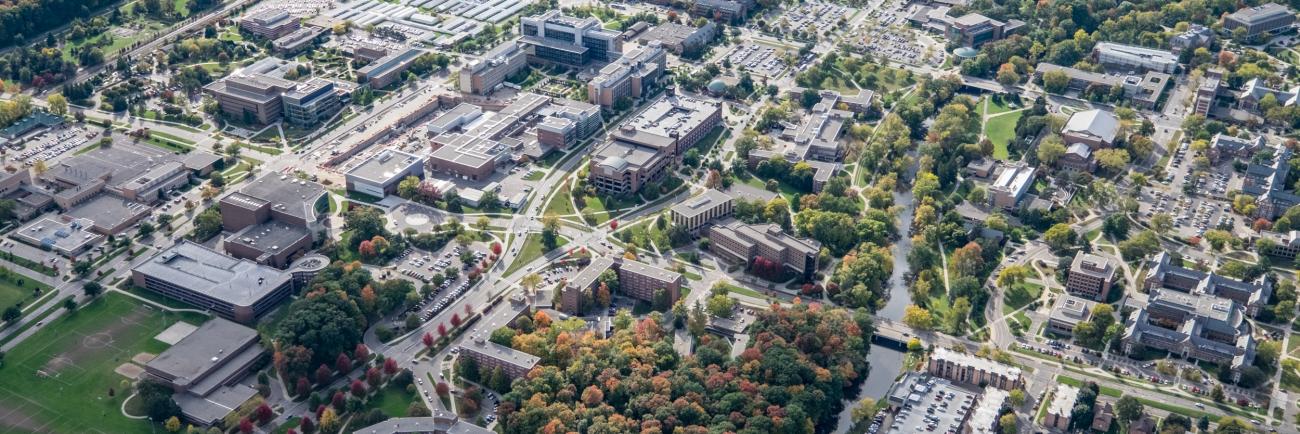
[670,189,733,233]
[282,79,342,127]
[1043,384,1080,430]
[239,9,300,40]
[1122,288,1256,381]
[708,218,821,280]
[560,256,683,314]
[132,241,297,323]
[519,11,622,66]
[461,334,540,380]
[1144,252,1272,317]
[1092,42,1178,74]
[459,41,527,95]
[588,41,667,107]
[926,347,1024,390]
[1067,252,1116,301]
[589,95,721,194]
[1224,3,1296,38]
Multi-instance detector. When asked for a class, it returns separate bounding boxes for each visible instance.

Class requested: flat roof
[618,258,682,284]
[464,336,540,370]
[145,318,259,387]
[226,220,311,255]
[1048,384,1080,416]
[612,96,719,150]
[65,193,152,232]
[14,216,101,252]
[1229,2,1294,22]
[346,148,424,185]
[133,241,293,307]
[357,47,423,79]
[930,347,1022,379]
[232,176,326,222]
[671,189,732,218]
[1071,251,1116,279]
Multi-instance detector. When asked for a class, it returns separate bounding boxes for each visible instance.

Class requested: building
[282,78,342,127]
[354,412,495,434]
[459,41,527,95]
[345,149,425,198]
[356,47,423,89]
[144,318,263,426]
[1170,24,1214,54]
[753,89,851,164]
[1061,109,1120,150]
[0,110,63,141]
[12,216,102,256]
[691,0,752,23]
[965,387,1009,434]
[1121,288,1256,381]
[272,25,326,54]
[636,22,717,55]
[588,41,668,107]
[461,333,540,380]
[239,9,300,40]
[1067,252,1116,301]
[0,169,51,220]
[1208,133,1266,163]
[1092,42,1179,74]
[708,217,821,280]
[945,13,1023,47]
[1048,295,1095,336]
[670,189,733,233]
[1242,145,1300,218]
[558,256,683,314]
[350,42,390,63]
[1044,384,1080,430]
[589,95,721,194]
[1224,3,1296,38]
[1033,63,1170,110]
[428,94,602,181]
[988,163,1035,210]
[519,11,622,66]
[926,347,1024,390]
[204,71,298,124]
[132,241,297,323]
[1194,68,1224,116]
[1257,230,1300,261]
[1092,402,1116,432]
[219,176,327,267]
[1145,251,1272,316]
[1058,143,1095,172]
[1237,77,1300,112]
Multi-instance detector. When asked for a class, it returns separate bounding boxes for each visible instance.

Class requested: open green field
[543,186,576,217]
[365,383,422,418]
[0,268,52,312]
[985,111,1022,160]
[1002,282,1043,314]
[979,96,1016,115]
[505,233,568,276]
[0,293,208,434]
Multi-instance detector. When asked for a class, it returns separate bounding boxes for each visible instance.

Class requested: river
[835,177,919,432]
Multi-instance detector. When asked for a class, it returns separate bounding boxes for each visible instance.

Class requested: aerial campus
[3,0,1300,434]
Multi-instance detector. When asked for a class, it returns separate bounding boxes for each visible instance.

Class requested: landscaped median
[1055,375,1250,424]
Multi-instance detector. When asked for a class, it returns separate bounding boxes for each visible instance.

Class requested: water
[835,343,907,432]
[878,188,916,322]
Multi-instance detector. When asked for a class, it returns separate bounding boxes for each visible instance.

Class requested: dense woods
[498,302,874,434]
[0,0,118,48]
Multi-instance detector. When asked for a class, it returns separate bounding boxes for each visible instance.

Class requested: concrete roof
[133,241,293,307]
[346,148,424,185]
[145,318,259,389]
[1062,109,1120,143]
[618,258,683,284]
[612,96,719,150]
[1048,384,1080,416]
[671,189,732,219]
[233,176,326,222]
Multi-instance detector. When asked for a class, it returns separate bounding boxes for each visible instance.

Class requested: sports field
[0,293,208,433]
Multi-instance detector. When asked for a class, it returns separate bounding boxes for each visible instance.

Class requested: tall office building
[519,11,623,66]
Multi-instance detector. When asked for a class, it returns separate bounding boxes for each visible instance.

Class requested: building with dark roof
[1208,133,1265,163]
[132,241,297,323]
[1239,145,1300,218]
[145,318,263,426]
[239,9,300,40]
[1122,287,1256,381]
[1170,24,1214,54]
[945,13,1023,47]
[218,176,327,267]
[1224,3,1296,38]
[519,11,622,66]
[708,217,821,280]
[1144,252,1271,316]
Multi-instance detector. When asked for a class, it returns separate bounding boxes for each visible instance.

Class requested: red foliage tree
[255,403,274,425]
[451,313,462,327]
[366,367,382,387]
[299,417,316,434]
[350,379,367,398]
[335,353,352,374]
[296,377,311,397]
[331,391,346,409]
[609,220,619,230]
[315,404,326,418]
[383,357,399,376]
[288,430,298,434]
[239,418,253,434]
[354,344,370,362]
[358,240,376,257]
[423,332,435,347]
[437,323,448,338]
[464,304,473,315]
[315,364,332,385]
[491,242,502,255]
[435,382,450,396]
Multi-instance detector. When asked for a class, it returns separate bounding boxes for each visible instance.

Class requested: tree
[903,305,933,330]
[1255,340,1281,370]
[1102,213,1130,240]
[83,281,103,298]
[1095,148,1131,174]
[1115,395,1143,423]
[996,63,1020,86]
[1037,137,1067,165]
[1008,389,1025,407]
[1042,70,1070,93]
[47,93,67,116]
[255,403,274,425]
[851,398,878,423]
[165,416,181,432]
[520,273,542,295]
[998,413,1017,434]
[1211,384,1225,402]
[2,305,19,323]
[63,298,76,311]
[1043,223,1078,252]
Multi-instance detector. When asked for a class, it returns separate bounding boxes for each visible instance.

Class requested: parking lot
[18,126,94,167]
[727,42,788,77]
[391,241,492,326]
[776,2,853,35]
[1146,142,1247,239]
[850,1,944,66]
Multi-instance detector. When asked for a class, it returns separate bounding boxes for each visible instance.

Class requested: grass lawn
[1288,334,1300,356]
[985,111,1022,160]
[239,142,283,156]
[365,382,422,417]
[0,268,53,312]
[980,96,1015,115]
[0,251,59,276]
[0,293,208,433]
[522,170,545,181]
[578,194,611,225]
[1002,282,1043,314]
[740,174,804,204]
[504,234,568,276]
[714,281,771,301]
[543,186,576,217]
